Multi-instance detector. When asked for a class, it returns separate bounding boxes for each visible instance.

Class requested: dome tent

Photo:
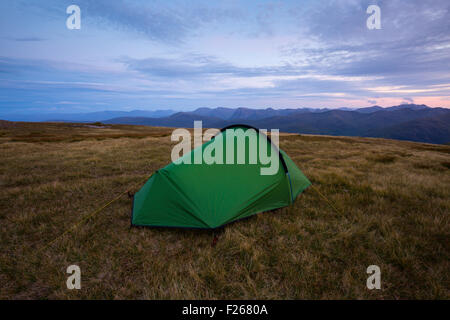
[131,125,311,229]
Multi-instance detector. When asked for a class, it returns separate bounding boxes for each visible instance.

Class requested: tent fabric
[131,125,311,229]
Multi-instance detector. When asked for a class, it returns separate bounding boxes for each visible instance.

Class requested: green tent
[131,125,310,229]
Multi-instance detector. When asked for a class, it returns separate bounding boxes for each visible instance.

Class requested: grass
[0,121,449,299]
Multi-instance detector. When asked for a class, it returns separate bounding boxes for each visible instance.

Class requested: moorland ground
[0,121,448,299]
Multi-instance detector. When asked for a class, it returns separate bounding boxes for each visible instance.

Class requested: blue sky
[0,0,449,115]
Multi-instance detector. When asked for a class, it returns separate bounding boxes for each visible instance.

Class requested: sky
[0,0,449,115]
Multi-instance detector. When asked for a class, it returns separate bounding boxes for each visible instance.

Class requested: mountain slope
[104,112,226,128]
[1,122,449,299]
[366,113,450,144]
[355,106,384,113]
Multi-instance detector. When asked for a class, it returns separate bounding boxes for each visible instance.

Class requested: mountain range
[1,104,448,144]
[102,104,449,144]
[0,109,175,122]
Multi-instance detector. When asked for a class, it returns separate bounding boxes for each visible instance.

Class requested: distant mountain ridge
[0,109,176,122]
[103,104,450,144]
[0,104,431,122]
[1,104,448,144]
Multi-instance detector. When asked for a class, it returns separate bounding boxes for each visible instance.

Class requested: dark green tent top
[131,124,311,229]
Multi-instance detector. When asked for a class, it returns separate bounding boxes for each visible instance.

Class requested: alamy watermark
[66,5,81,30]
[66,265,81,289]
[366,265,381,289]
[366,5,381,30]
[171,121,280,176]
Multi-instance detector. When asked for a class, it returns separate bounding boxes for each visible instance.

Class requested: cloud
[81,1,191,43]
[5,36,47,42]
[1,0,450,112]
[66,0,244,44]
[283,0,450,86]
[402,97,414,104]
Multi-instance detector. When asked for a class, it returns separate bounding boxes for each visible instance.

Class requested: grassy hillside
[0,121,448,299]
